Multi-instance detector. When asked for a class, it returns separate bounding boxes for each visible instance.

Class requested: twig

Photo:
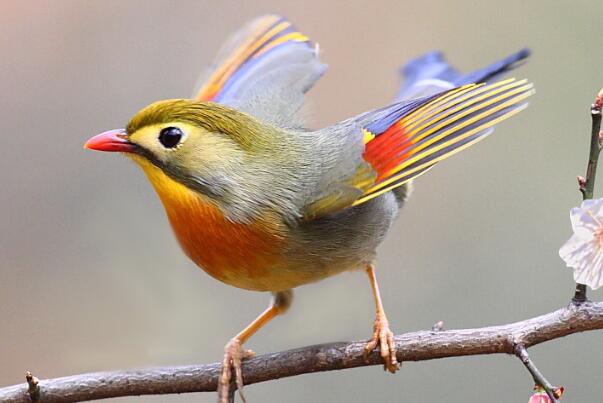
[1,302,602,402]
[574,90,603,303]
[577,94,603,200]
[431,320,444,331]
[514,345,559,402]
[25,372,40,402]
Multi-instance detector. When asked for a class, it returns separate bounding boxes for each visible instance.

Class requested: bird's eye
[158,127,183,148]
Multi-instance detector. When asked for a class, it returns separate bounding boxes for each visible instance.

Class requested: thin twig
[577,101,603,200]
[431,321,445,332]
[574,90,603,303]
[514,345,558,402]
[1,302,602,402]
[25,371,40,402]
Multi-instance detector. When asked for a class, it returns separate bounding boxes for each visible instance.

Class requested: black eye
[158,127,183,148]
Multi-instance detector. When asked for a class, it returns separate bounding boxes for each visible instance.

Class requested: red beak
[84,129,137,153]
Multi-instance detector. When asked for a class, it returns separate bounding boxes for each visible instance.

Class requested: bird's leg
[218,290,292,403]
[363,264,400,373]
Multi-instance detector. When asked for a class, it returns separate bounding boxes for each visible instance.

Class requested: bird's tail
[395,49,530,101]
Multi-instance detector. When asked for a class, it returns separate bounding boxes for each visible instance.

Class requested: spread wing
[193,15,326,128]
[304,78,534,219]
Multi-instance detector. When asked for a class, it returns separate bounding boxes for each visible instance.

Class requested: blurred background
[1,1,603,401]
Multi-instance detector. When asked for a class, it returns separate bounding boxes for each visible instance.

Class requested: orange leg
[363,264,400,373]
[218,290,292,403]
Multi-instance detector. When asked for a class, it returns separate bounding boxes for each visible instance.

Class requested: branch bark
[574,90,603,303]
[2,301,602,402]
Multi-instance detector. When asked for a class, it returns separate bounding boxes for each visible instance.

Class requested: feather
[195,15,302,100]
[194,15,326,121]
[396,49,530,100]
[193,15,325,128]
[302,78,533,219]
[354,78,534,205]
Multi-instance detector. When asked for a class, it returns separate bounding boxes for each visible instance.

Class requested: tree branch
[2,301,602,402]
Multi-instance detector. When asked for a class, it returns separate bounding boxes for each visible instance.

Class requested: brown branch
[1,301,602,402]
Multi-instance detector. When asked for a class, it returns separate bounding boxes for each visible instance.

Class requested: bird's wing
[193,15,326,128]
[303,78,534,219]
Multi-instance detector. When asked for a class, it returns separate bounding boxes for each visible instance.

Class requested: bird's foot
[218,337,255,403]
[363,315,400,373]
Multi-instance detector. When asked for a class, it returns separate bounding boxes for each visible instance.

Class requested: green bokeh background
[1,1,602,401]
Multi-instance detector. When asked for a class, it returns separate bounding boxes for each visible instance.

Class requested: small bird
[85,15,532,402]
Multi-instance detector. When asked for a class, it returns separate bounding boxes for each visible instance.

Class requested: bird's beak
[84,129,137,153]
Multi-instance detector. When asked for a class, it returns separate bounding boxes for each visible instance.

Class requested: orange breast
[134,158,287,291]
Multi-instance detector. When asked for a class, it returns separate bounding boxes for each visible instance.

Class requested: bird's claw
[218,338,255,403]
[363,316,399,373]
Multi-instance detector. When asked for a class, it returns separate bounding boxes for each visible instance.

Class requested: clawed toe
[363,317,400,373]
[219,338,250,403]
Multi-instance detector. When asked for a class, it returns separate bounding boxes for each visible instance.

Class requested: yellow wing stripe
[400,83,479,127]
[352,134,484,205]
[360,89,533,197]
[403,78,518,133]
[403,80,530,152]
[363,128,376,144]
[196,16,279,100]
[195,16,289,100]
[352,103,529,206]
[254,32,309,58]
[215,18,285,81]
[210,21,292,91]
[380,87,532,183]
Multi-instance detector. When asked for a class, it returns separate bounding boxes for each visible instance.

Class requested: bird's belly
[164,195,395,292]
[166,210,294,291]
[167,207,363,291]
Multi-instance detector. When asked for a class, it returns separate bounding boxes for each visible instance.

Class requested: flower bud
[528,388,551,403]
[528,385,564,402]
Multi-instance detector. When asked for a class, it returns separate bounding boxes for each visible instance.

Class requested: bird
[84,14,533,403]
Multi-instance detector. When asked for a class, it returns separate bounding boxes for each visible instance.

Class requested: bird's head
[85,99,299,220]
[87,99,263,188]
